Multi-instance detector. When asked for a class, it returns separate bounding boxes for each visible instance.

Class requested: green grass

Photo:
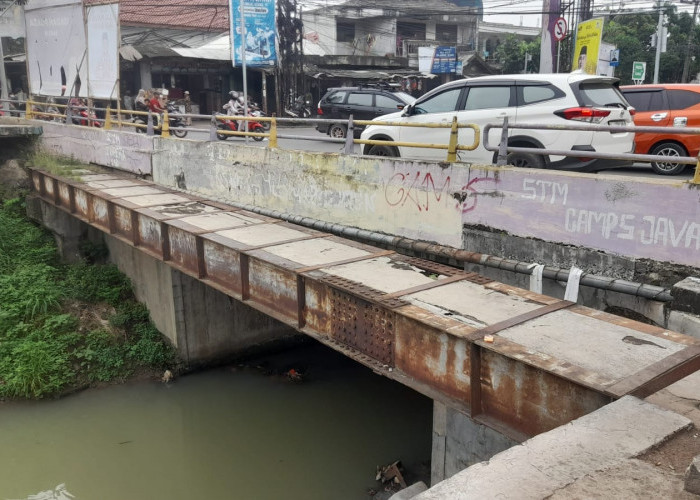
[0,197,176,399]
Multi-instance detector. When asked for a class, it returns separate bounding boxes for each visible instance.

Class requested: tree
[493,35,541,74]
[602,3,700,84]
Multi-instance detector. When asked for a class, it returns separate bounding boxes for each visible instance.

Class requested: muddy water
[0,341,432,499]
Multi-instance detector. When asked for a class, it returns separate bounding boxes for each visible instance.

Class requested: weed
[0,197,177,399]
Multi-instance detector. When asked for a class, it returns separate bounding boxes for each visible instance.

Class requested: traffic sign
[553,17,567,42]
[632,61,646,81]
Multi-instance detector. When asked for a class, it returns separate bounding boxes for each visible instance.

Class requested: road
[184,122,696,181]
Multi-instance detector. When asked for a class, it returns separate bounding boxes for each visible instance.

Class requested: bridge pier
[27,195,297,365]
[430,401,518,485]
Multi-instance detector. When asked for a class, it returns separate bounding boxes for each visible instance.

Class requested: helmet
[229,91,239,99]
[237,96,245,105]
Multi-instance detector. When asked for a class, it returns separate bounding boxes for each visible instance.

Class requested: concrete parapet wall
[35,122,153,175]
[149,139,700,272]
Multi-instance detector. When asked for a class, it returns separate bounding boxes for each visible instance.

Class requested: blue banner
[431,46,457,74]
[230,0,277,67]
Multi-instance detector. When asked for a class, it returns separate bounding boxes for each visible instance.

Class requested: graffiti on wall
[463,173,700,267]
[383,170,501,214]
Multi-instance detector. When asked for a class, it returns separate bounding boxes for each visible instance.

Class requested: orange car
[621,84,700,175]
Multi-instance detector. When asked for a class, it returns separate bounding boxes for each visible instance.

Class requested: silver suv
[360,73,635,171]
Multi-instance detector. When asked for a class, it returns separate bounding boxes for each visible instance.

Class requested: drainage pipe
[192,193,673,302]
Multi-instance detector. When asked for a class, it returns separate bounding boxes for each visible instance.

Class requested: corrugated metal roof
[120,26,225,59]
[85,0,230,31]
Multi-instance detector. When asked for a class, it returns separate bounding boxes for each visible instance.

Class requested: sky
[298,0,699,29]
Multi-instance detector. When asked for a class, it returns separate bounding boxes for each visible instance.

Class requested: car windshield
[393,92,416,104]
[578,82,627,108]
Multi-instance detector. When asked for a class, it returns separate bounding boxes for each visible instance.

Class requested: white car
[360,73,635,171]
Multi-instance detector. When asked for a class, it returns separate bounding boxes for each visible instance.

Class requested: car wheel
[367,144,399,157]
[506,151,544,169]
[329,124,347,139]
[650,143,687,175]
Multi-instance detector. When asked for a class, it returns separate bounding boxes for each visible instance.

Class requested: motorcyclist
[224,91,246,131]
[148,90,166,127]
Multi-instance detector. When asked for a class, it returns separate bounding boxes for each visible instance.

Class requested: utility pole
[681,0,700,83]
[653,10,663,84]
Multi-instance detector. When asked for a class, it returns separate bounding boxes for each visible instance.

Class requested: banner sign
[230,0,278,67]
[573,17,604,75]
[0,3,25,39]
[431,46,457,74]
[25,1,88,97]
[418,46,457,74]
[87,3,119,100]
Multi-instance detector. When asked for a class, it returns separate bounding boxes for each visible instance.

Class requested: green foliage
[63,263,132,307]
[0,197,177,400]
[602,4,700,84]
[0,339,74,398]
[493,35,541,74]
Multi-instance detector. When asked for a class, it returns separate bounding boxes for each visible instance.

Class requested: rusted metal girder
[30,168,700,441]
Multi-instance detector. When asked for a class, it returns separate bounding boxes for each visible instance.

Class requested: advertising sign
[431,46,457,74]
[0,3,25,39]
[418,46,457,74]
[24,1,88,97]
[230,0,278,67]
[87,3,119,99]
[573,17,604,75]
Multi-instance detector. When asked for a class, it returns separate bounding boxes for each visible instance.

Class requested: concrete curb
[414,396,692,500]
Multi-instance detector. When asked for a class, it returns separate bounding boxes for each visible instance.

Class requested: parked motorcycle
[133,102,187,137]
[284,95,311,118]
[215,112,265,141]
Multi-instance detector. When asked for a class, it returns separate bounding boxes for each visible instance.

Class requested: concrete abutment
[27,195,296,365]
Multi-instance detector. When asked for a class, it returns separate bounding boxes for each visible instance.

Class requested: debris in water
[376,460,407,489]
[161,369,173,383]
[11,483,76,500]
[286,368,304,382]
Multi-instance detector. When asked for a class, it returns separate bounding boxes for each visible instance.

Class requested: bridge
[9,116,700,496]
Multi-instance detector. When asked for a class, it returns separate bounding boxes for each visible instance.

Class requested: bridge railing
[483,119,700,185]
[5,100,699,184]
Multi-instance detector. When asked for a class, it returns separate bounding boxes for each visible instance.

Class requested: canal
[0,340,433,499]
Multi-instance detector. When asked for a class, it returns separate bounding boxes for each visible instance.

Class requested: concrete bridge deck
[30,166,700,444]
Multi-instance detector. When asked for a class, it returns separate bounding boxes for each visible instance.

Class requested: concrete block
[685,455,700,494]
[388,482,428,500]
[415,396,692,500]
[668,310,700,340]
[672,277,700,315]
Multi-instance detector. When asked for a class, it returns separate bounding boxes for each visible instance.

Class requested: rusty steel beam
[29,168,700,441]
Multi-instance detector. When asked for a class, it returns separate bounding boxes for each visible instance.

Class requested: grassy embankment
[0,155,176,399]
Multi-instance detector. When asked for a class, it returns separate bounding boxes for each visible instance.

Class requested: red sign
[553,17,568,42]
